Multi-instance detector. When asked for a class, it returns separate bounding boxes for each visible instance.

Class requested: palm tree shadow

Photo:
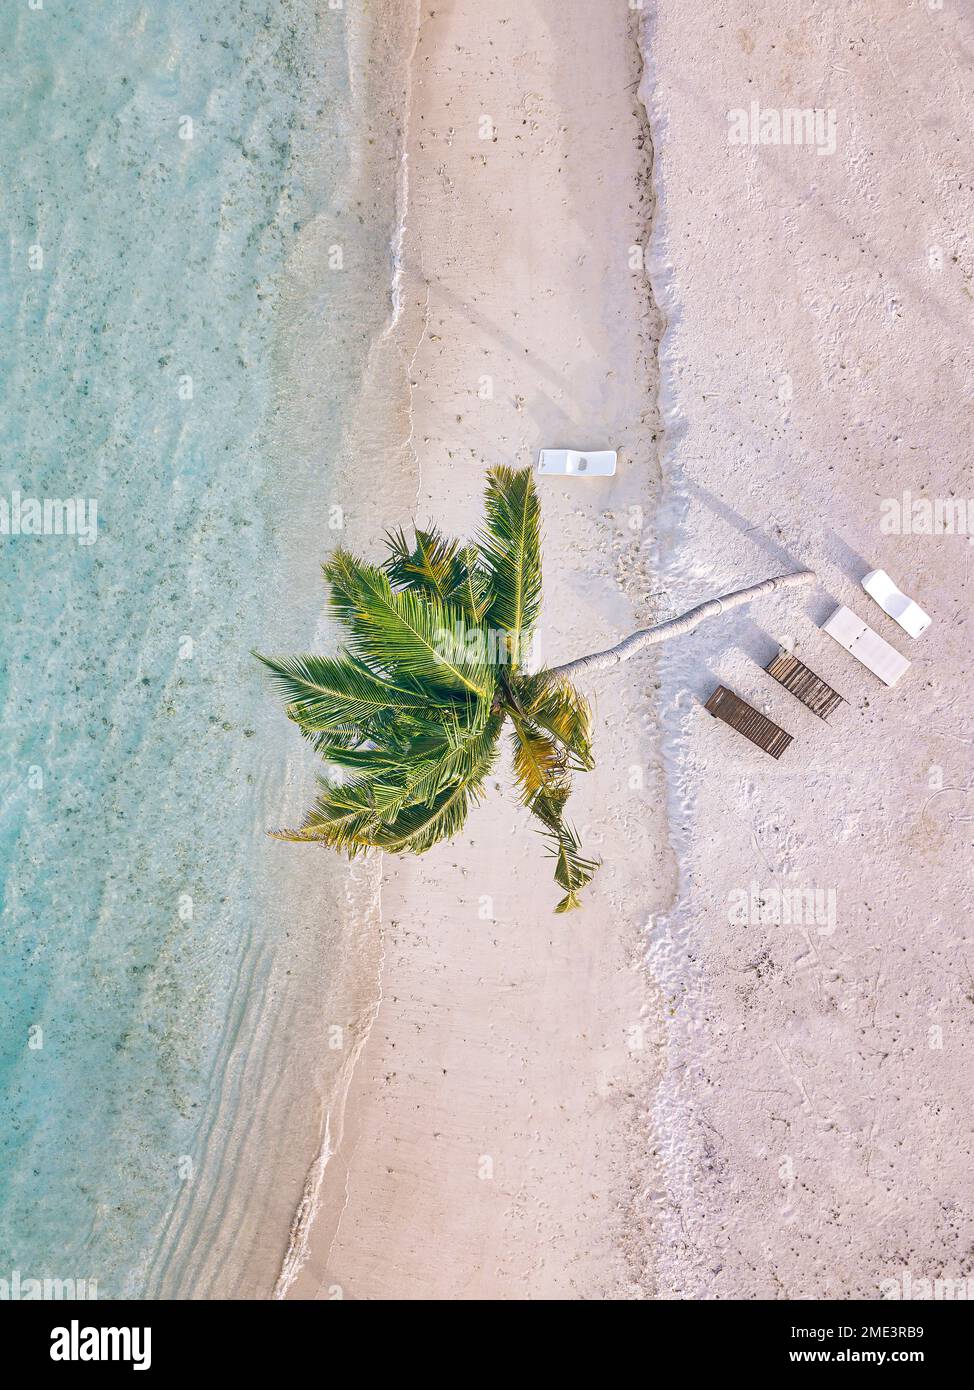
[679,478,846,623]
[736,620,786,670]
[683,478,808,574]
[823,527,873,584]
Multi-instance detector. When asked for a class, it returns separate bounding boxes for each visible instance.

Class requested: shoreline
[261,0,425,1301]
[288,0,669,1300]
[144,0,421,1299]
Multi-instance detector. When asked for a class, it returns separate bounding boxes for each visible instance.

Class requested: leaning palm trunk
[258,466,815,914]
[551,570,816,680]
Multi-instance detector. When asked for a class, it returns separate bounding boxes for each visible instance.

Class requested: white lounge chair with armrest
[537,449,617,477]
[861,569,931,638]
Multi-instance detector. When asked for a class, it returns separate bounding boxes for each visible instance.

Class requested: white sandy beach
[279,0,973,1301]
[644,0,974,1299]
[287,0,668,1300]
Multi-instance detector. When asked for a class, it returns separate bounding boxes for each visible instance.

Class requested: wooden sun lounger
[765,649,845,721]
[704,685,793,759]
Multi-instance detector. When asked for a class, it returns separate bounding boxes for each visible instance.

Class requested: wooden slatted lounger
[765,649,845,721]
[704,685,793,759]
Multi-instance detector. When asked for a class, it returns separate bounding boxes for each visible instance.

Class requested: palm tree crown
[257,466,598,912]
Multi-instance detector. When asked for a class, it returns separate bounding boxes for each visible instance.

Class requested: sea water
[0,0,413,1297]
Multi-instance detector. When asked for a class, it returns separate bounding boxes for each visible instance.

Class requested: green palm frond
[370,781,475,854]
[403,714,501,804]
[384,721,499,808]
[508,711,600,910]
[373,731,499,854]
[544,813,600,914]
[386,528,494,627]
[447,544,493,624]
[508,715,567,804]
[516,669,594,770]
[313,710,503,828]
[260,468,600,913]
[309,742,409,776]
[270,778,381,852]
[303,710,447,760]
[525,784,600,914]
[383,525,464,600]
[478,465,542,657]
[324,550,496,698]
[254,651,440,731]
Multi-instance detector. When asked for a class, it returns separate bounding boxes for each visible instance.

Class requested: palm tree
[257,466,813,913]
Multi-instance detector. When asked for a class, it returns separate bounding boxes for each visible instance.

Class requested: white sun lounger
[861,569,931,638]
[821,605,911,687]
[537,449,617,477]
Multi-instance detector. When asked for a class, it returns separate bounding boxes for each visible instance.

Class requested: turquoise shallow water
[0,1,406,1296]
